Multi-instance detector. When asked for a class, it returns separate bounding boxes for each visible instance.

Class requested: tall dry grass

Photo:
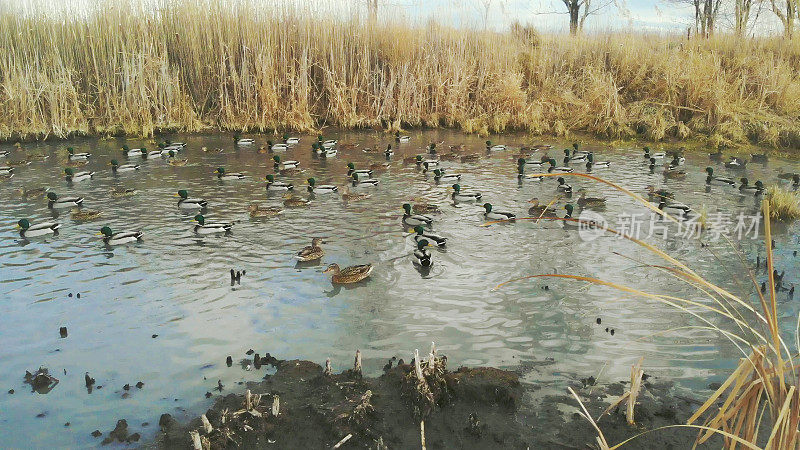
[2,0,800,148]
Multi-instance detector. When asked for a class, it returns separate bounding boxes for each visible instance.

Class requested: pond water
[0,129,798,447]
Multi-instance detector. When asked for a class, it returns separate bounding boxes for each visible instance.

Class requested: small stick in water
[414,349,423,380]
[420,420,427,450]
[354,350,362,376]
[324,358,332,376]
[271,395,280,416]
[245,390,252,411]
[333,434,353,449]
[189,430,202,450]
[200,414,213,434]
[428,342,436,373]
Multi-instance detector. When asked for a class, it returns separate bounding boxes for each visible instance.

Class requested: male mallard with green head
[99,226,142,245]
[483,203,515,221]
[65,168,94,182]
[412,225,447,247]
[47,192,83,208]
[451,184,482,202]
[177,190,207,209]
[110,159,139,173]
[402,203,433,226]
[215,167,245,180]
[265,174,294,191]
[193,214,234,234]
[18,219,60,237]
[307,178,338,194]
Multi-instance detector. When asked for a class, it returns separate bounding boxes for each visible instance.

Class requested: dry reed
[2,0,800,147]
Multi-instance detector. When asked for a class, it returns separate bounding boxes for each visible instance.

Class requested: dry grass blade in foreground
[497,174,799,448]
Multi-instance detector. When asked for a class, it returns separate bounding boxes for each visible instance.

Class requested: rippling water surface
[0,130,798,447]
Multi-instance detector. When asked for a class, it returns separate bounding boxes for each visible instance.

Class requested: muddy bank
[146,352,721,449]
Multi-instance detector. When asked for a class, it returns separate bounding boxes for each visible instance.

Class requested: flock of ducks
[5,132,800,282]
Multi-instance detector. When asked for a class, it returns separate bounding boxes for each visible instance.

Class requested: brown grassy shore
[2,0,800,149]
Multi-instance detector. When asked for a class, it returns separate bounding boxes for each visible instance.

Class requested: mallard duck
[0,166,14,177]
[440,152,460,161]
[395,132,410,143]
[451,184,482,202]
[18,219,60,237]
[234,134,255,145]
[576,190,606,207]
[415,155,438,168]
[383,144,394,157]
[657,200,691,215]
[413,203,442,214]
[177,190,207,209]
[425,142,437,153]
[99,226,142,245]
[146,148,164,158]
[273,155,299,170]
[556,177,573,194]
[283,133,300,145]
[67,147,91,160]
[794,175,800,189]
[323,263,373,284]
[486,140,506,151]
[47,192,83,208]
[586,153,610,168]
[307,178,338,194]
[433,168,461,183]
[347,162,373,179]
[121,145,145,157]
[483,203,515,221]
[71,209,102,221]
[111,187,137,197]
[648,157,656,173]
[519,157,547,167]
[663,167,686,179]
[646,185,674,201]
[268,140,288,152]
[283,194,311,207]
[564,148,587,162]
[110,159,139,173]
[18,187,47,199]
[65,159,88,167]
[265,174,294,191]
[739,178,765,194]
[402,203,433,226]
[528,198,558,217]
[248,204,283,217]
[313,143,337,157]
[369,162,390,172]
[215,167,245,180]
[421,161,436,174]
[317,136,337,148]
[548,159,574,173]
[412,225,446,247]
[193,214,234,234]
[725,157,746,169]
[64,168,94,182]
[296,238,324,261]
[561,204,582,229]
[162,141,187,150]
[751,153,768,163]
[705,167,735,186]
[709,150,723,161]
[341,186,371,202]
[351,173,379,186]
[413,239,433,268]
[0,150,9,157]
[571,143,589,155]
[166,151,188,166]
[778,171,798,180]
[668,155,685,168]
[460,154,481,163]
[517,164,544,181]
[532,144,552,151]
[643,147,665,159]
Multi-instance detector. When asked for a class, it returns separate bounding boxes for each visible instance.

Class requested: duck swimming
[273,155,299,170]
[576,190,606,208]
[586,153,610,168]
[657,200,692,216]
[166,151,188,166]
[528,198,558,217]
[705,167,736,187]
[296,238,325,262]
[724,157,746,170]
[341,186,371,202]
[751,152,768,163]
[265,174,294,191]
[383,144,394,157]
[47,192,83,208]
[434,168,461,183]
[556,177,573,194]
[413,239,433,268]
[347,162,373,179]
[646,185,674,201]
[323,263,373,284]
[177,190,207,209]
[248,204,283,217]
[215,167,245,180]
[283,133,300,145]
[395,132,410,143]
[71,209,102,222]
[403,203,433,226]
[111,187,137,197]
[517,163,543,181]
[64,168,94,182]
[351,173,379,186]
[283,194,312,207]
[193,214,234,234]
[483,203,515,221]
[412,225,446,247]
[67,147,91,160]
[18,219,60,237]
[486,140,506,151]
[121,145,145,157]
[99,226,142,245]
[643,147,665,159]
[307,178,338,194]
[268,140,288,152]
[234,134,255,145]
[548,158,574,173]
[415,155,439,168]
[739,178,765,194]
[451,184,482,202]
[110,160,140,173]
[564,148,587,162]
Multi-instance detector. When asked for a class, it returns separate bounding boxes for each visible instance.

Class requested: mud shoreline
[142,352,721,449]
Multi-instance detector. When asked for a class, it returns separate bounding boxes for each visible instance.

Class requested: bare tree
[561,0,614,34]
[669,0,723,37]
[769,0,798,38]
[366,0,378,21]
[733,0,758,36]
